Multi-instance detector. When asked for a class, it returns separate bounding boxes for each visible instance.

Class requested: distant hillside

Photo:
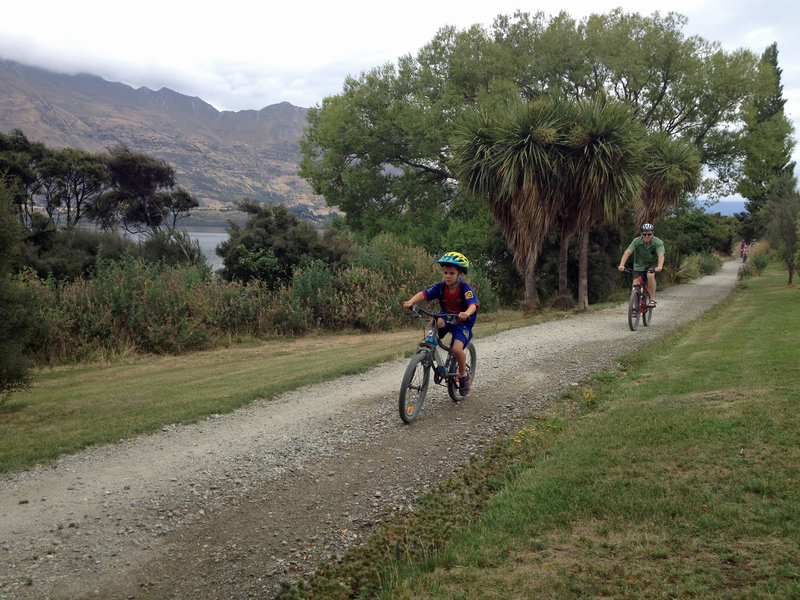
[0,59,335,227]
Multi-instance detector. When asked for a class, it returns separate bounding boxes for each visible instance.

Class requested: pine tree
[737,43,796,217]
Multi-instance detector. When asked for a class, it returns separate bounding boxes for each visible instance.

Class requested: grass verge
[277,265,800,599]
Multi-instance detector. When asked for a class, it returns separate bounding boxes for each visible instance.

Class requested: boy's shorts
[439,322,473,347]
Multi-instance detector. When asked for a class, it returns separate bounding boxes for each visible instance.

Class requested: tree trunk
[523,255,540,311]
[577,228,590,311]
[558,223,571,298]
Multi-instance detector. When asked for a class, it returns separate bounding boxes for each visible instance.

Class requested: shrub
[750,254,769,275]
[737,244,769,280]
[674,252,722,283]
[22,233,501,364]
[205,279,271,334]
[32,255,235,361]
[333,266,398,330]
[285,261,337,329]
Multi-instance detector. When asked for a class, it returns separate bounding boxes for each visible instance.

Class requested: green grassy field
[276,265,800,600]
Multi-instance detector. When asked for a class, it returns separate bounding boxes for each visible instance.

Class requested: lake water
[699,199,746,216]
[185,229,228,271]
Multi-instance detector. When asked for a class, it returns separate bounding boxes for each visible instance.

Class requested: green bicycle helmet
[437,251,470,273]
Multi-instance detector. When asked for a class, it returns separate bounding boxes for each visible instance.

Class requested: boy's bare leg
[452,340,466,375]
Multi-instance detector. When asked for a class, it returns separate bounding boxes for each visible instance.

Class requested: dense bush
[24,234,500,364]
[674,252,723,283]
[217,201,352,287]
[738,253,770,280]
[1,182,39,397]
[35,256,222,359]
[19,224,208,281]
[657,202,737,265]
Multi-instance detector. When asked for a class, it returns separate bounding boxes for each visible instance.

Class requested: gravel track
[0,260,739,599]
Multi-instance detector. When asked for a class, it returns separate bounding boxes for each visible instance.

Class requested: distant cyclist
[618,223,665,308]
[403,252,478,396]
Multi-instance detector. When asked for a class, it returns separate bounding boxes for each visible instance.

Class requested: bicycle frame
[398,305,477,423]
[623,268,655,331]
[413,305,467,381]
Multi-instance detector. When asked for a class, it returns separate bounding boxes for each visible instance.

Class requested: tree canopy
[737,43,796,217]
[217,200,351,287]
[300,8,737,304]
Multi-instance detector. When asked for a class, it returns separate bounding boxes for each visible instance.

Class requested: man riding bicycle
[618,223,665,308]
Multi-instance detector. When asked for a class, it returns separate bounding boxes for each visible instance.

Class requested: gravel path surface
[0,261,740,600]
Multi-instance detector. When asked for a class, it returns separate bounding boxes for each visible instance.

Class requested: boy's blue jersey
[423,281,479,328]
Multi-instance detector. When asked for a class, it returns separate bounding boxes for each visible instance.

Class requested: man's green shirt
[627,236,665,270]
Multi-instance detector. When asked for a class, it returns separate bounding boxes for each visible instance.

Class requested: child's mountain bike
[623,268,656,331]
[398,305,477,423]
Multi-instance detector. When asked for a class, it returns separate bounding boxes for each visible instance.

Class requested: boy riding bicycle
[403,251,478,396]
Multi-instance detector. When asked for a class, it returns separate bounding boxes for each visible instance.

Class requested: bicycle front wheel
[399,352,431,423]
[628,288,641,331]
[642,292,651,327]
[447,342,477,402]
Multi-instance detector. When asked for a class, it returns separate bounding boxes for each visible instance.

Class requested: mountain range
[0,59,334,227]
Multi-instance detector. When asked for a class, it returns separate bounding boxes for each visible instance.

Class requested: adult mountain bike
[623,268,655,331]
[398,305,477,423]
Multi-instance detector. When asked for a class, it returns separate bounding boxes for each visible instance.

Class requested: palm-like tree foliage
[635,132,702,225]
[453,95,702,310]
[563,96,647,309]
[451,99,564,304]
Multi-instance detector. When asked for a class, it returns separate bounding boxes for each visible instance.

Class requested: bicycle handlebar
[622,268,656,274]
[409,304,461,324]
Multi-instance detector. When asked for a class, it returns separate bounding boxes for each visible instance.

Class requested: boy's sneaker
[458,373,472,396]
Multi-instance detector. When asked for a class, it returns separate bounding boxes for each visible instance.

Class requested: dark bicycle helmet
[437,251,470,273]
[640,223,655,232]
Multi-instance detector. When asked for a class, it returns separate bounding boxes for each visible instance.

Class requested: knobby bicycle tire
[628,288,641,331]
[447,342,477,403]
[399,352,431,423]
[642,292,651,327]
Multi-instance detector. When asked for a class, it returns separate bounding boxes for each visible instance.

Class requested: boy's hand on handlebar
[403,300,414,310]
[618,265,625,271]
[458,311,470,321]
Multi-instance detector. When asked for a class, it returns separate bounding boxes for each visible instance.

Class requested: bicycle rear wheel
[399,352,431,423]
[642,292,651,326]
[628,288,641,331]
[447,342,477,402]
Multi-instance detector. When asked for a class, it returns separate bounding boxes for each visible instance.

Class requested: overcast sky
[2,0,799,186]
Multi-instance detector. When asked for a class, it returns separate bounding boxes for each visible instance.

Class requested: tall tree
[451,98,564,307]
[567,96,646,310]
[0,129,46,227]
[35,148,109,229]
[737,43,796,221]
[92,144,198,238]
[765,170,799,284]
[635,132,702,225]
